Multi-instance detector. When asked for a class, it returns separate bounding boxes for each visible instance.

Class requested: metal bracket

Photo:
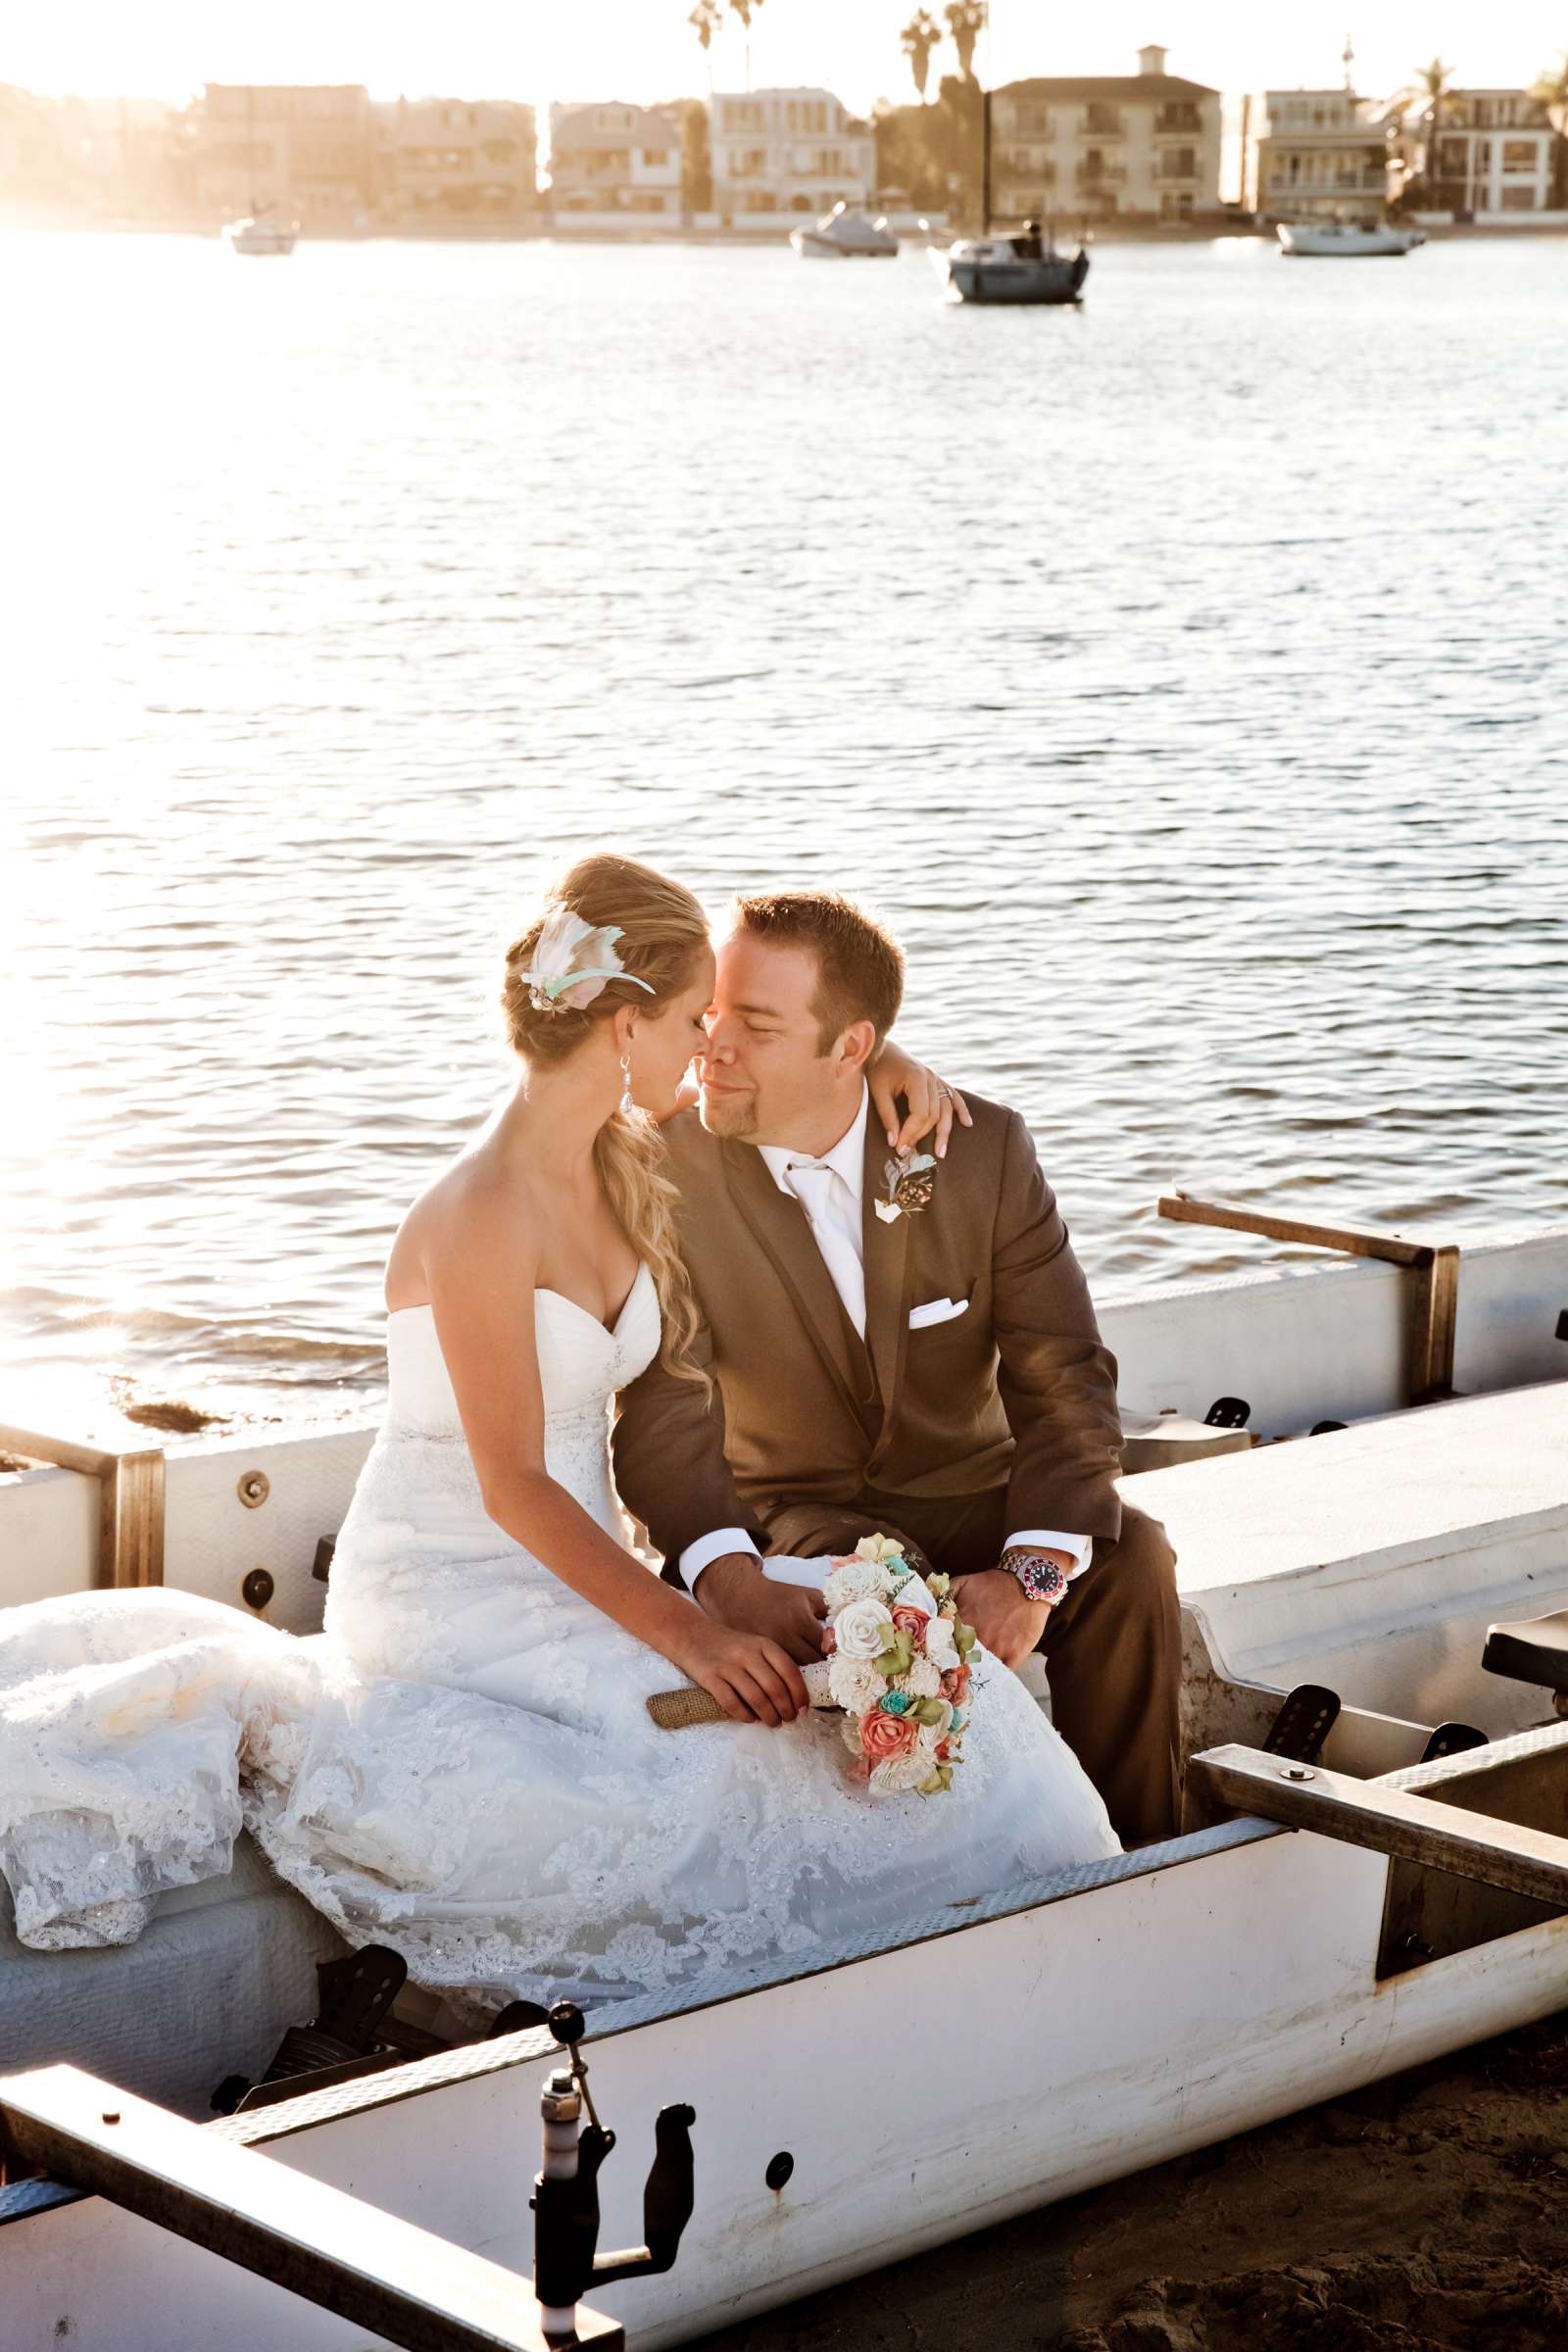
[0,2062,623,2351]
[1157,1193,1460,1405]
[0,1421,165,1586]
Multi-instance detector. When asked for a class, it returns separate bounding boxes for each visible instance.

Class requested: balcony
[1155,162,1200,183]
[1154,105,1202,134]
[1079,109,1125,138]
[1076,161,1127,187]
[1000,159,1057,187]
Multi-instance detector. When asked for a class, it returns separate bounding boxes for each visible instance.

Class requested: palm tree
[901,11,942,104]
[945,1,987,83]
[1530,53,1568,209]
[1398,57,1459,203]
[689,0,721,55]
[727,0,765,91]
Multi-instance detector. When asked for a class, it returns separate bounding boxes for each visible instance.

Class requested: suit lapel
[861,1120,912,1471]
[719,1140,861,1415]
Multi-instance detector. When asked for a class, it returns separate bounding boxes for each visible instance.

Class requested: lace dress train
[0,1267,1119,2011]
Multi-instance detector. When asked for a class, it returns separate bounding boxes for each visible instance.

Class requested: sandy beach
[696,2009,1568,2349]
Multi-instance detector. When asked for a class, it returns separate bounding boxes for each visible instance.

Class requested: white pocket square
[908,1297,967,1330]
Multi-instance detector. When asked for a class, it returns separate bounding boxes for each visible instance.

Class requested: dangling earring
[619,1051,635,1115]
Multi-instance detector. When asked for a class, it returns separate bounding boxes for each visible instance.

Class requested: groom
[612,891,1181,1846]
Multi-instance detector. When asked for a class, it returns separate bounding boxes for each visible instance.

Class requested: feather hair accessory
[523,908,656,1013]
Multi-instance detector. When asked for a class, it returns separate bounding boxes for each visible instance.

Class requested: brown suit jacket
[611,1093,1124,1580]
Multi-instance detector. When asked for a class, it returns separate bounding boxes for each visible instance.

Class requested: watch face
[1008,1553,1068,1603]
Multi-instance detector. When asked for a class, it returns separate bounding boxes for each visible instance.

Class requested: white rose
[890,1575,935,1619]
[870,1750,934,1794]
[923,1615,959,1671]
[903,1654,942,1698]
[833,1597,895,1660]
[823,1560,883,1608]
[828,1654,886,1715]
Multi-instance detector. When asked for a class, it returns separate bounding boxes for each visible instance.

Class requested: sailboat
[936,89,1090,304]
[221,88,299,255]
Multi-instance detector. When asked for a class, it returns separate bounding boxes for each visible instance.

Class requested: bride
[0,856,1118,2015]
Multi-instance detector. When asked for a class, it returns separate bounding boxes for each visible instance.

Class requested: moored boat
[789,203,899,259]
[936,85,1090,306]
[1277,218,1426,257]
[940,233,1090,306]
[223,214,299,257]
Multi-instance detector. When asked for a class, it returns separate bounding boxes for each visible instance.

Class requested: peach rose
[890,1605,928,1639]
[858,1709,919,1765]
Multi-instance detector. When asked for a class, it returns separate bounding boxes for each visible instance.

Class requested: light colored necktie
[784,1162,866,1340]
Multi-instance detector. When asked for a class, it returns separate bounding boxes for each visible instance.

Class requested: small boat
[5,1207,1568,2345]
[940,231,1090,306]
[937,90,1089,306]
[1277,219,1425,258]
[789,203,899,259]
[223,214,299,257]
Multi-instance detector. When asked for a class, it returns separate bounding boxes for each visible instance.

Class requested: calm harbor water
[4,227,1566,1423]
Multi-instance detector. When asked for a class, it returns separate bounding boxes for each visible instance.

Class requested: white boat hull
[224,221,298,257]
[789,227,898,259]
[6,1782,1568,2348]
[1276,220,1425,258]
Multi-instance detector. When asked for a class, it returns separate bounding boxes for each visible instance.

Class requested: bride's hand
[868,1041,972,1159]
[652,1072,704,1126]
[671,1618,809,1727]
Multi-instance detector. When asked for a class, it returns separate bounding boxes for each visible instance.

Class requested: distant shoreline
[5,208,1565,246]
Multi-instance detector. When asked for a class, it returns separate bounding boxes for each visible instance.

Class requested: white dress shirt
[680,1083,1092,1591]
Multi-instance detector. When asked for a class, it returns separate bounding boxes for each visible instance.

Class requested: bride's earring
[619,1051,635,1115]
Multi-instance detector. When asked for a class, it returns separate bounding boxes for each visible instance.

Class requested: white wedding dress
[0,1269,1118,2013]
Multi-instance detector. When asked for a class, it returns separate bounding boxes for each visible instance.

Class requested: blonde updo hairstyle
[503,855,710,1389]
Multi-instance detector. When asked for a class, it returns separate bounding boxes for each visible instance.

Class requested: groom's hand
[948,1570,1053,1671]
[693,1554,828,1664]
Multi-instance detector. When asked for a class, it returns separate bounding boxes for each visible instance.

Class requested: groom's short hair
[731,890,905,1052]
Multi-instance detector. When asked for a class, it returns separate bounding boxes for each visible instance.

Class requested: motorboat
[5,1206,1568,2345]
[223,214,299,257]
[1277,219,1426,258]
[939,231,1090,306]
[789,203,899,259]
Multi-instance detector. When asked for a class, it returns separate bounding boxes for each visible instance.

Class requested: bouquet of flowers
[804,1535,977,1795]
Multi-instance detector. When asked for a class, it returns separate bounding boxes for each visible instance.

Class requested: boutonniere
[874,1151,938,1224]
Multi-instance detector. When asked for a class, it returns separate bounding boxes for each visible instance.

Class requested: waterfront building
[548,103,683,226]
[376,98,536,222]
[1398,89,1558,217]
[191,85,377,224]
[708,87,875,227]
[0,85,186,218]
[990,47,1222,224]
[1250,88,1392,220]
[0,84,71,207]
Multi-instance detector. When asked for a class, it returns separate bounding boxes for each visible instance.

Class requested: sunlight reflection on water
[4,228,1566,1416]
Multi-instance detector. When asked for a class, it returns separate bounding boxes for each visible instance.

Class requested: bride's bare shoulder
[383,1147,538,1311]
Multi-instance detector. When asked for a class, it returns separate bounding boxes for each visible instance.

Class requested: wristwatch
[1001,1547,1071,1607]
